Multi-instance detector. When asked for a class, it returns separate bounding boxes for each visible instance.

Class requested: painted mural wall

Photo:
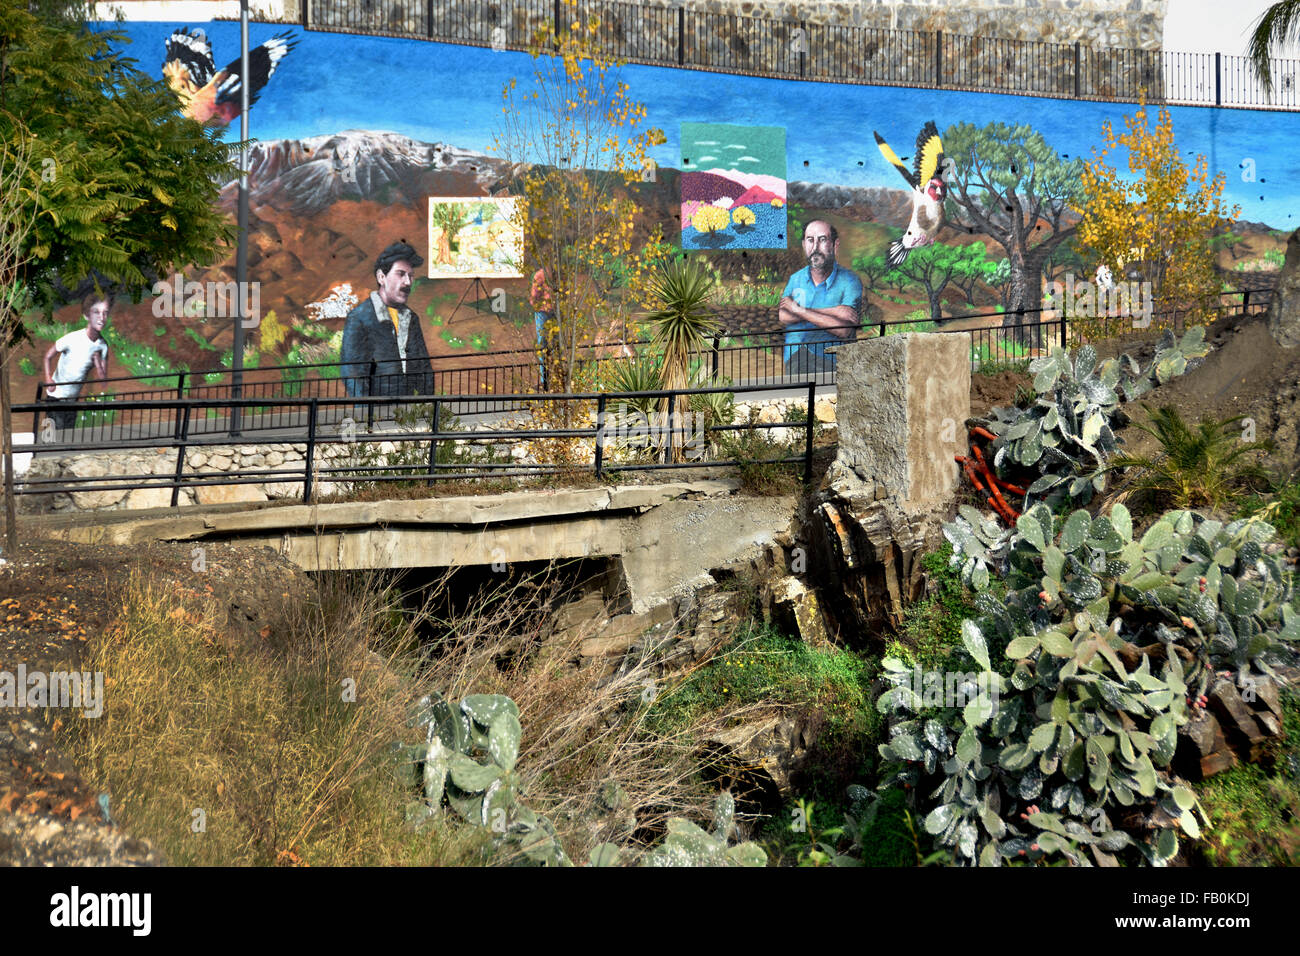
[18,19,1299,399]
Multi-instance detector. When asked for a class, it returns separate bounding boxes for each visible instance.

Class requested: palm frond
[1111,404,1274,509]
[1248,0,1300,95]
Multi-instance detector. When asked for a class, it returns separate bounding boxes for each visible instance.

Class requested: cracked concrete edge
[26,479,744,544]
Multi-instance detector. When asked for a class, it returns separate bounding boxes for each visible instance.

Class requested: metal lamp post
[232,0,250,436]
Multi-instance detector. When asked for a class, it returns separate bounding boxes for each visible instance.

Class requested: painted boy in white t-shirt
[42,293,111,432]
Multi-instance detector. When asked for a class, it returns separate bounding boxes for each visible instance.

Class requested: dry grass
[57,569,491,866]
[411,565,719,864]
[60,556,722,866]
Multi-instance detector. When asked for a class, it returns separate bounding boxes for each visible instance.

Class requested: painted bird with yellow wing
[874,121,948,266]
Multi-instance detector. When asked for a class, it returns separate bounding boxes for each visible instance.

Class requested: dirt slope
[1114,313,1300,480]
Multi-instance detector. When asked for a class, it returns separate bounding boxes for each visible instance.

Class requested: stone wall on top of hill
[288,0,1164,96]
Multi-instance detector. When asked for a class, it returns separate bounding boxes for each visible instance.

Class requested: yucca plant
[609,353,663,420]
[606,353,664,459]
[1111,405,1275,511]
[643,259,719,461]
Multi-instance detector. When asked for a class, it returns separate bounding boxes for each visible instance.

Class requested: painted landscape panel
[427,197,524,279]
[680,123,787,250]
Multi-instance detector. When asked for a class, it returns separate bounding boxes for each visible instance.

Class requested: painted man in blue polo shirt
[778,220,863,374]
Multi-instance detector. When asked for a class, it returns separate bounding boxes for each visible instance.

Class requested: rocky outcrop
[301,0,1165,94]
[1267,227,1300,348]
[1174,670,1296,780]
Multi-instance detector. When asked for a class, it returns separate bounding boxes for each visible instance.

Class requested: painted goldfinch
[874,121,948,266]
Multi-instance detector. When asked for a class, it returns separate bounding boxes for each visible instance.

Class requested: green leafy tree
[884,243,990,323]
[948,241,1000,306]
[1,5,237,307]
[0,127,34,555]
[941,123,1087,333]
[850,251,894,291]
[0,3,237,550]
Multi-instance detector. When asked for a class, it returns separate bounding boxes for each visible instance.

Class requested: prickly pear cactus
[409,691,572,867]
[882,501,1298,866]
[641,793,768,867]
[970,327,1212,512]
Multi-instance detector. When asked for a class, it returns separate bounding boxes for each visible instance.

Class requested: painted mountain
[680,122,787,250]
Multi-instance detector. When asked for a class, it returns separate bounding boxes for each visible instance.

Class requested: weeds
[972,356,1031,377]
[1237,472,1300,549]
[644,620,880,797]
[896,544,983,668]
[57,570,491,866]
[1193,689,1300,866]
[715,406,807,494]
[410,565,718,863]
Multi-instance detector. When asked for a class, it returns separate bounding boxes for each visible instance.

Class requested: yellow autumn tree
[1078,97,1240,333]
[493,0,668,413]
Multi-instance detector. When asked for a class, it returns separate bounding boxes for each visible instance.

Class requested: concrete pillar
[833,332,971,507]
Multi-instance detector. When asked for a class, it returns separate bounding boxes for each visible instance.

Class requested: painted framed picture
[427,197,524,278]
[680,123,787,250]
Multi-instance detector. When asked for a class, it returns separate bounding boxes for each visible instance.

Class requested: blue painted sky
[106,20,1300,228]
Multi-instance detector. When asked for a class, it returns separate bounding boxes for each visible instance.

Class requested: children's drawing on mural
[680,123,787,250]
[162,27,297,126]
[427,198,524,279]
[17,22,1284,408]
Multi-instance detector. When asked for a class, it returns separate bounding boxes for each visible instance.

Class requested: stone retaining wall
[303,0,1162,47]
[297,0,1164,96]
[21,395,837,514]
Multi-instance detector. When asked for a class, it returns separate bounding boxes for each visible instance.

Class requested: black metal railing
[28,287,1268,445]
[208,2,1300,111]
[13,382,820,506]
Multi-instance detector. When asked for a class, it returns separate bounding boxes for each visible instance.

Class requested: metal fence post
[594,392,607,479]
[173,371,187,439]
[170,402,191,508]
[427,0,434,39]
[935,30,942,87]
[426,398,441,485]
[366,360,376,430]
[1074,41,1081,96]
[303,397,319,502]
[803,381,816,485]
[678,6,685,65]
[1215,51,1221,105]
[711,334,720,378]
[665,390,676,463]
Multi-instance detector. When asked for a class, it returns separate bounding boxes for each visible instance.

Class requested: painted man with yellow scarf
[342,241,435,397]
